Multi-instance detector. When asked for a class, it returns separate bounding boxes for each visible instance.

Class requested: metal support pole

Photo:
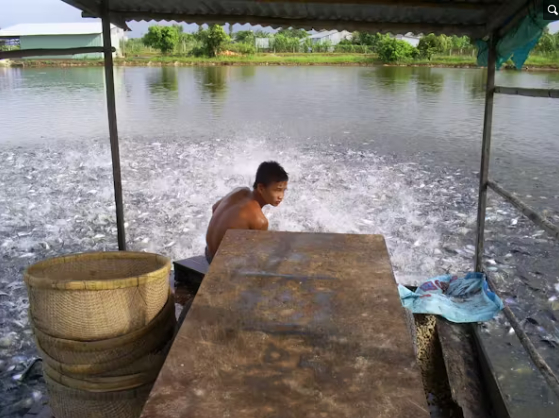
[102,0,126,251]
[474,36,496,272]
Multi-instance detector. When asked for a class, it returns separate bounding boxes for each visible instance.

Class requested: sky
[1,0,558,37]
[0,0,262,37]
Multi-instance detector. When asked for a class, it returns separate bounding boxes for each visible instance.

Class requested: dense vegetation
[119,24,559,66]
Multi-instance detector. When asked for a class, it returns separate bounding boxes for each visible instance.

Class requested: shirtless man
[205,161,289,263]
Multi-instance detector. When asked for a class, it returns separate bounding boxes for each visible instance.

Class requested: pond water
[1,65,558,416]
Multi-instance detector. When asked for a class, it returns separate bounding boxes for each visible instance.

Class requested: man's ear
[257,183,264,193]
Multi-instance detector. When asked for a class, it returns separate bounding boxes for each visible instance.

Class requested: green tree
[417,33,445,60]
[438,34,451,54]
[272,34,302,52]
[176,33,196,55]
[206,25,230,57]
[142,25,180,54]
[253,30,271,38]
[227,42,256,55]
[353,32,384,51]
[193,24,231,57]
[254,30,271,38]
[277,28,309,39]
[314,40,333,53]
[376,36,418,63]
[121,38,145,56]
[234,30,255,45]
[535,29,556,55]
[450,35,470,54]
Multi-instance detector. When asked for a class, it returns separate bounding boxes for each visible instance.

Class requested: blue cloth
[476,9,556,69]
[398,272,504,323]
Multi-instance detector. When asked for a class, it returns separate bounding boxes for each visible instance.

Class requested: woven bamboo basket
[44,372,153,418]
[25,251,170,340]
[42,335,172,382]
[43,361,159,392]
[98,337,172,378]
[34,294,176,374]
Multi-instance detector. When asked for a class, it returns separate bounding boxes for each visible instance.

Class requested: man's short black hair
[253,161,288,189]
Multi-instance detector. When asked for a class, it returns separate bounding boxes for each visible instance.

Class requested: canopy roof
[0,22,107,37]
[61,0,536,39]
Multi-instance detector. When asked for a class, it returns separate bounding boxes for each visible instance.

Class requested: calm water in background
[1,65,558,211]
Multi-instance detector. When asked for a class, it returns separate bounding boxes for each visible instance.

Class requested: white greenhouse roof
[0,22,115,37]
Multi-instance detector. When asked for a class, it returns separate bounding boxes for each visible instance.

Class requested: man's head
[253,161,289,207]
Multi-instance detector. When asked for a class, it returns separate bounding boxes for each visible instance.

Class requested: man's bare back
[205,188,268,258]
[205,162,289,263]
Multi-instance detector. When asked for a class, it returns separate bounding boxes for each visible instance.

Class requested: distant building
[308,30,352,46]
[392,33,422,47]
[255,38,270,50]
[0,22,125,59]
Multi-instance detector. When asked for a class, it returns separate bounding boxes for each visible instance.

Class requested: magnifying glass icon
[549,4,559,15]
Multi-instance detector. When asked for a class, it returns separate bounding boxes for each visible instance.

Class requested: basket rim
[24,251,171,290]
[32,293,175,347]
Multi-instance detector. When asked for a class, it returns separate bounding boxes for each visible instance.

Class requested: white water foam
[3,134,558,415]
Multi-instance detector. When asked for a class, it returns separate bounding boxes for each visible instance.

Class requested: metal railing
[474,34,559,398]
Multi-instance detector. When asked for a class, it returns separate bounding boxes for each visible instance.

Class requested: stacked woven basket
[24,252,176,418]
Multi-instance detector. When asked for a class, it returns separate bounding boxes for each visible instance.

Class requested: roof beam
[249,0,490,10]
[61,0,101,20]
[114,11,486,37]
[81,11,131,30]
[485,0,533,37]
[62,0,130,29]
[0,46,114,60]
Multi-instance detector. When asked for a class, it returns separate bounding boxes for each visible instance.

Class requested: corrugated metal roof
[60,0,534,38]
[0,22,105,37]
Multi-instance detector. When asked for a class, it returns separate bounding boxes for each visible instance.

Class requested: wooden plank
[436,319,491,418]
[0,47,114,60]
[173,256,209,293]
[494,86,559,99]
[141,230,428,418]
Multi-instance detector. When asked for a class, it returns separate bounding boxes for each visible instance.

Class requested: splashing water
[118,136,479,281]
[1,134,558,416]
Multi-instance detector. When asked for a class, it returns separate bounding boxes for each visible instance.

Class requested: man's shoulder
[232,187,251,195]
[218,187,251,206]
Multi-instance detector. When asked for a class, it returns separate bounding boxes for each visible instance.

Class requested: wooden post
[102,0,126,251]
[474,36,496,272]
[0,46,114,60]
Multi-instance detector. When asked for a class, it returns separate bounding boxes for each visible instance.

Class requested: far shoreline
[3,53,559,71]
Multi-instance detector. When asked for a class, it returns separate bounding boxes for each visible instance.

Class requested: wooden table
[141,230,428,418]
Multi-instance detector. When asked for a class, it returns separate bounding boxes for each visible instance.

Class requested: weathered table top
[141,230,427,418]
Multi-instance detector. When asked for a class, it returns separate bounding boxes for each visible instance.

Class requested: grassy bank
[8,53,559,70]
